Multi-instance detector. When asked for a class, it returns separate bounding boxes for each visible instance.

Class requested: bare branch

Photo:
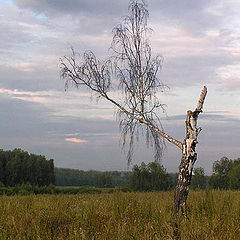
[59,0,182,163]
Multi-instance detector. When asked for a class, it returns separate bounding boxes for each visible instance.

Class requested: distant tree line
[130,162,174,191]
[0,149,55,186]
[55,168,132,188]
[1,148,239,192]
[55,157,240,191]
[129,157,240,191]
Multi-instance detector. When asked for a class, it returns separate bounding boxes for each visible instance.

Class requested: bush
[0,181,5,188]
[229,165,240,189]
[54,186,103,194]
[18,189,31,196]
[114,185,132,193]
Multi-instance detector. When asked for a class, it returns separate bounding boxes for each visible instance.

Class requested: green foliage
[0,184,56,196]
[130,162,173,191]
[209,157,232,189]
[54,168,132,188]
[0,149,55,186]
[0,181,5,188]
[191,167,207,190]
[209,174,224,189]
[114,185,133,193]
[55,186,102,194]
[93,172,113,188]
[229,165,240,189]
[209,157,240,190]
[0,184,115,196]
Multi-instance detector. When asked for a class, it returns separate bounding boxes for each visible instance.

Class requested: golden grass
[0,190,240,239]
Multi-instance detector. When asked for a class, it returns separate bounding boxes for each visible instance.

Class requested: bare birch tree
[59,0,207,216]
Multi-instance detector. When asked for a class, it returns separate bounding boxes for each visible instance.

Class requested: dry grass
[0,190,240,239]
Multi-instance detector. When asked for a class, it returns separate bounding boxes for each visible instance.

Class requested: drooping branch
[104,92,183,150]
[59,0,209,225]
[60,51,182,148]
[60,0,183,163]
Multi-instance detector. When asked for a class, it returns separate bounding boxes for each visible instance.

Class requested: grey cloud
[0,21,31,52]
[150,0,221,34]
[0,94,123,170]
[161,54,239,87]
[0,64,61,91]
[0,0,239,174]
[167,113,240,122]
[0,92,239,174]
[14,0,128,17]
[0,95,51,138]
[11,0,125,40]
[3,0,239,91]
[13,0,226,35]
[202,114,240,123]
[0,93,113,139]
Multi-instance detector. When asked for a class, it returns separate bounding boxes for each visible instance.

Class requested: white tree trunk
[174,86,207,215]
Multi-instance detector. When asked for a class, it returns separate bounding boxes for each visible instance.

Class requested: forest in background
[0,149,240,193]
[55,157,240,191]
[0,149,54,187]
[54,168,131,188]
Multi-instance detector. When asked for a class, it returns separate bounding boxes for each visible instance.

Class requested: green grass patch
[0,190,240,239]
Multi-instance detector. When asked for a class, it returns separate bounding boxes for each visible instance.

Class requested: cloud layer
[0,0,239,173]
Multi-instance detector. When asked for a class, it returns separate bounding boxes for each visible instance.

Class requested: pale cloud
[0,87,114,119]
[65,138,88,143]
[219,28,240,57]
[63,132,80,137]
[9,62,40,72]
[205,30,220,37]
[216,63,240,89]
[87,114,114,121]
[152,27,220,58]
[0,88,65,98]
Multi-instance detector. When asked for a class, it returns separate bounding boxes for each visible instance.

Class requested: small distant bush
[55,186,102,194]
[18,189,31,196]
[78,186,102,194]
[0,184,133,195]
[114,185,132,193]
[0,184,57,196]
[0,181,5,188]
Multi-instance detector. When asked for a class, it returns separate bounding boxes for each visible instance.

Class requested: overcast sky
[0,0,239,174]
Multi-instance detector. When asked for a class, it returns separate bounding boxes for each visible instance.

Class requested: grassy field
[0,190,240,239]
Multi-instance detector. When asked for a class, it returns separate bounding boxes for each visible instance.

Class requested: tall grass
[0,190,240,239]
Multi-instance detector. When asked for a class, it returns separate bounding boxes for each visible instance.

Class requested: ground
[0,190,239,239]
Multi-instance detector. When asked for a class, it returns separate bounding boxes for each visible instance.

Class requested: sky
[0,0,239,174]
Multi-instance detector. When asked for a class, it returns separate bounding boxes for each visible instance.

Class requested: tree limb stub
[184,86,207,157]
[196,86,207,113]
[174,86,207,216]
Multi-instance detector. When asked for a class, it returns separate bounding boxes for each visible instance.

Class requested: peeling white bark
[174,86,207,216]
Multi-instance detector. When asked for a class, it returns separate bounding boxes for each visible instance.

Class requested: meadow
[0,190,240,240]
